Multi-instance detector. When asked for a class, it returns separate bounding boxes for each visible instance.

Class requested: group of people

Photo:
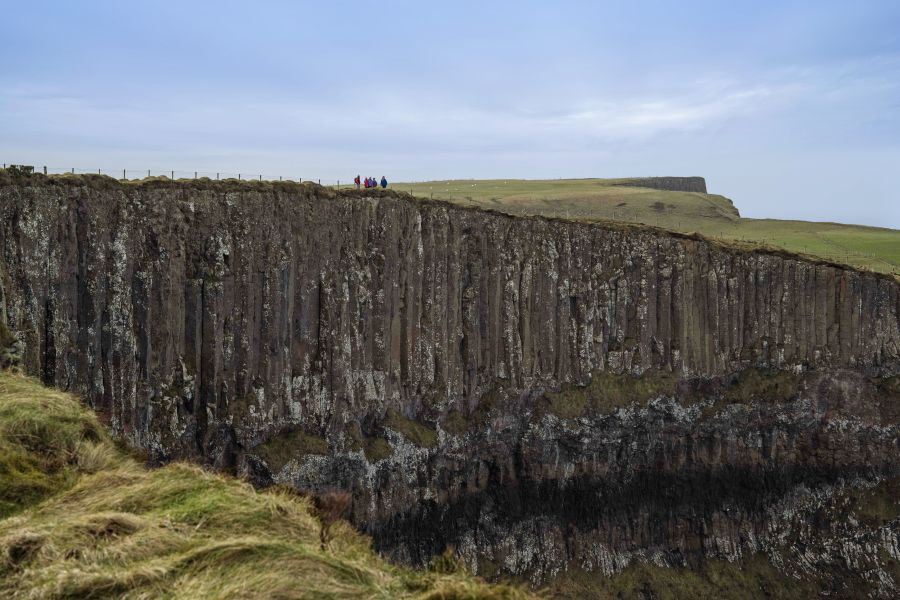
[355,175,387,189]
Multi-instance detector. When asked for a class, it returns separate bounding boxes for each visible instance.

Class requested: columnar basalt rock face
[2,173,899,596]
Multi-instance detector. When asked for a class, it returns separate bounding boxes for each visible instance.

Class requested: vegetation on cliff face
[548,556,823,600]
[252,427,330,473]
[544,370,679,418]
[0,318,21,370]
[0,372,535,600]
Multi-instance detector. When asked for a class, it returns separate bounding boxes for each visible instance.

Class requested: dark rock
[1,173,899,595]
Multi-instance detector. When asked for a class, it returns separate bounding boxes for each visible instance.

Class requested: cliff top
[1,168,897,283]
[394,177,899,276]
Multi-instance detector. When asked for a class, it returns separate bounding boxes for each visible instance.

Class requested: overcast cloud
[2,1,899,227]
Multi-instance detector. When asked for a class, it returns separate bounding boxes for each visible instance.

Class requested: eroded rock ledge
[1,173,899,596]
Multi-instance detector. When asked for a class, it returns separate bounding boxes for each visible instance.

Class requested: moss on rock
[546,370,679,419]
[724,368,803,404]
[253,428,329,472]
[383,410,438,448]
[346,424,393,463]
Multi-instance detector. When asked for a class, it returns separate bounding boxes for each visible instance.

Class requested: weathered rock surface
[1,172,899,597]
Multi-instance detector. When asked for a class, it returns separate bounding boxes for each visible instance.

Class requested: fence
[1,163,346,188]
[1,163,426,195]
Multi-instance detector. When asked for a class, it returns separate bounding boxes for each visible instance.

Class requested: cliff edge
[1,172,898,597]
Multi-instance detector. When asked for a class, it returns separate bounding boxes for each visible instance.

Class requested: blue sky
[2,1,899,228]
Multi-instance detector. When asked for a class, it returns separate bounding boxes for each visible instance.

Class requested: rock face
[2,172,899,596]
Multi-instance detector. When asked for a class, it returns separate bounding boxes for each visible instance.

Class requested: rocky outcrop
[1,172,899,596]
[613,176,708,193]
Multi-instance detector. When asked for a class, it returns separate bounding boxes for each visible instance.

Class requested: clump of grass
[0,372,537,599]
[546,370,678,419]
[0,374,115,518]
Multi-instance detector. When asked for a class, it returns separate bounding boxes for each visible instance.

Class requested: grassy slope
[393,178,900,275]
[0,372,534,600]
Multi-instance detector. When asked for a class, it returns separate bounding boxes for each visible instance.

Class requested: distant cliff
[614,176,708,193]
[2,172,899,596]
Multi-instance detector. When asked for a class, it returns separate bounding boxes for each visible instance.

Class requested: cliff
[1,172,899,597]
[612,176,708,193]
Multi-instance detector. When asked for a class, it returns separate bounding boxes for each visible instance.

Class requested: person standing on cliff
[380,175,388,189]
[354,174,360,189]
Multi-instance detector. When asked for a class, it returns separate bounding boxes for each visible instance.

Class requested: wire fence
[2,163,426,195]
[1,163,349,188]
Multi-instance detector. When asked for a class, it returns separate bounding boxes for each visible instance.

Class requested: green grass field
[390,178,900,275]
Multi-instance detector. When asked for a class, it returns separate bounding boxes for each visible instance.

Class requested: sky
[2,1,899,228]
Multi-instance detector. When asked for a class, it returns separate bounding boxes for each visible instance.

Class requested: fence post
[238,174,241,180]
[98,169,101,175]
[123,169,126,180]
[43,166,47,175]
[318,179,320,185]
[171,170,174,180]
[259,174,262,181]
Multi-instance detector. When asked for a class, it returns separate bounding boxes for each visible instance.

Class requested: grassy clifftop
[3,170,896,276]
[0,372,534,599]
[396,178,900,275]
